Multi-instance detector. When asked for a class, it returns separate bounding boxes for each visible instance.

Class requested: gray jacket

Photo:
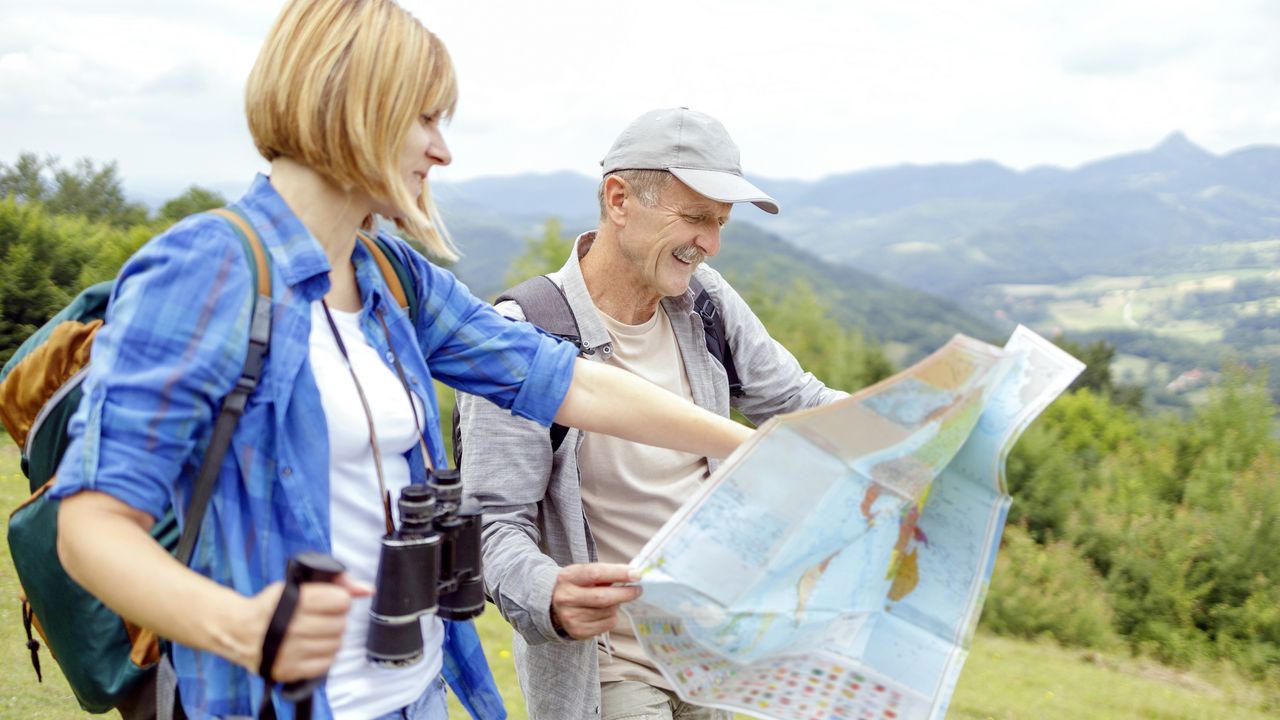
[458,234,847,720]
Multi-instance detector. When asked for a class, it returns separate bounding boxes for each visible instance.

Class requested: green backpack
[1,208,271,714]
[1,210,418,715]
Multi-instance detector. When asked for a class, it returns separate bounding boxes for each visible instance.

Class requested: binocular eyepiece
[366,468,485,667]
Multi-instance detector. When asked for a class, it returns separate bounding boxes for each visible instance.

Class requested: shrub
[981,524,1120,650]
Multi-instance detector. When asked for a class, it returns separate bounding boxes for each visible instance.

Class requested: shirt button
[281,467,292,477]
[385,351,394,362]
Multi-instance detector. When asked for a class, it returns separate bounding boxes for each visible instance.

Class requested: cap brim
[669,167,780,214]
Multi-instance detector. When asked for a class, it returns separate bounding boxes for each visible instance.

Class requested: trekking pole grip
[256,552,345,720]
[279,553,345,701]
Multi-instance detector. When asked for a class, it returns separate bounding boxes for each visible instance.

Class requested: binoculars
[366,468,484,667]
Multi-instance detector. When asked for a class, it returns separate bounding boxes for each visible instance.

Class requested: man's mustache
[673,244,705,265]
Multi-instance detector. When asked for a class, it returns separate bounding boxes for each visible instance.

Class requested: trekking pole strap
[257,553,345,720]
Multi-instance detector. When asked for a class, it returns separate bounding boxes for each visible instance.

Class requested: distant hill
[435,133,1280,402]
[441,204,995,363]
[437,134,1280,299]
[712,223,998,357]
[745,133,1280,297]
[436,171,598,227]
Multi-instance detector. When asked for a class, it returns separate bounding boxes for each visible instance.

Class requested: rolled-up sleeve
[50,216,254,522]
[402,246,577,428]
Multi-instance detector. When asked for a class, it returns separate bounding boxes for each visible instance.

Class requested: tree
[0,203,74,364]
[159,185,227,224]
[0,198,141,364]
[0,152,52,203]
[45,158,148,226]
[505,218,572,286]
[742,276,894,393]
[1054,336,1144,409]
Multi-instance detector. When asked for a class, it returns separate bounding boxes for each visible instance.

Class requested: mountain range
[439,132,1280,296]
[436,133,1279,374]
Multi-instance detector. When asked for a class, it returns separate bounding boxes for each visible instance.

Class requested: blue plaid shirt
[52,174,577,719]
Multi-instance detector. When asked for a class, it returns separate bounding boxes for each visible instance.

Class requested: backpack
[451,273,741,469]
[0,211,417,716]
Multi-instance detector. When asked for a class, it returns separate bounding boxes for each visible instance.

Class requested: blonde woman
[52,1,749,718]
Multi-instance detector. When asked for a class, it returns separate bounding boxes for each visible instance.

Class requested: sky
[2,0,1279,203]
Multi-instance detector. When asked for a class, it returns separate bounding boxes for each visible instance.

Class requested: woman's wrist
[208,587,274,673]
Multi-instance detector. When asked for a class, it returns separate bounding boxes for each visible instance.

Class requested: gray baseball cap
[600,107,780,214]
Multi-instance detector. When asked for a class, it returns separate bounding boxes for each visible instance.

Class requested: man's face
[619,179,732,300]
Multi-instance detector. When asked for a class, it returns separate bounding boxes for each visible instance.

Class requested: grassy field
[1,437,1273,719]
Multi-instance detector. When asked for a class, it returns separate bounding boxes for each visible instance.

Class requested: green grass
[949,634,1273,720]
[2,436,1273,719]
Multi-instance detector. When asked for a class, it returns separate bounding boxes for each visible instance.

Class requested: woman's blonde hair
[246,0,459,260]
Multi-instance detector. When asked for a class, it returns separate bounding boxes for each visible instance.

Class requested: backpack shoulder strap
[208,208,272,299]
[688,276,744,399]
[496,275,577,451]
[453,275,578,470]
[356,231,419,327]
[495,275,583,348]
[175,208,273,565]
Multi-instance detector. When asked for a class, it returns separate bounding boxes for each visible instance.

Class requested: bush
[982,524,1120,650]
[1104,509,1214,666]
[0,198,158,364]
[1005,390,1141,543]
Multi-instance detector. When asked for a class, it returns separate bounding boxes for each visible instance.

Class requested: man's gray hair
[597,169,673,220]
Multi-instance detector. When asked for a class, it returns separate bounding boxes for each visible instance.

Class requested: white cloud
[1,0,1277,202]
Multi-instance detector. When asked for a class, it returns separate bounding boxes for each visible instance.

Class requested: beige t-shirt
[578,307,709,688]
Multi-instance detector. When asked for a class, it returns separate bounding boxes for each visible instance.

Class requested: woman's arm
[402,254,750,457]
[50,215,366,683]
[57,491,367,682]
[555,358,752,459]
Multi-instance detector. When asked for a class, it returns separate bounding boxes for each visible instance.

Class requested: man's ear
[602,175,629,227]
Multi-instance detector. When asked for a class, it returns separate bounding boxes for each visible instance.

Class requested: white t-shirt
[578,307,708,688]
[308,301,443,720]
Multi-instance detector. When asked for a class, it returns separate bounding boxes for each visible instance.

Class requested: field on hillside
[991,266,1279,342]
[1,436,1273,719]
[974,241,1280,404]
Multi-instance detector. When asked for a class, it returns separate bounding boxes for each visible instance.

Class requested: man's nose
[697,226,721,258]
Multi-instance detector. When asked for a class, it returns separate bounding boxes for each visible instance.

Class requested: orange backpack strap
[356,231,418,324]
[207,208,271,299]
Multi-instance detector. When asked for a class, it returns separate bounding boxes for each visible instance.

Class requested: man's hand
[550,563,642,640]
[236,572,373,682]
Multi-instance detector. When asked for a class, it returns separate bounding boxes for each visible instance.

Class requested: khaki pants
[600,680,731,720]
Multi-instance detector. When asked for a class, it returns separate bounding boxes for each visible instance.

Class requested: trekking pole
[258,552,346,720]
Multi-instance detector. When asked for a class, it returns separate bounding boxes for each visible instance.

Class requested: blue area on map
[863,377,958,427]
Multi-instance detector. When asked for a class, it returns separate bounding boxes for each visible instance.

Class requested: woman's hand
[236,574,373,681]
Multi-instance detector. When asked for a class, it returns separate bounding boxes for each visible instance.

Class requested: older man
[458,108,847,720]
